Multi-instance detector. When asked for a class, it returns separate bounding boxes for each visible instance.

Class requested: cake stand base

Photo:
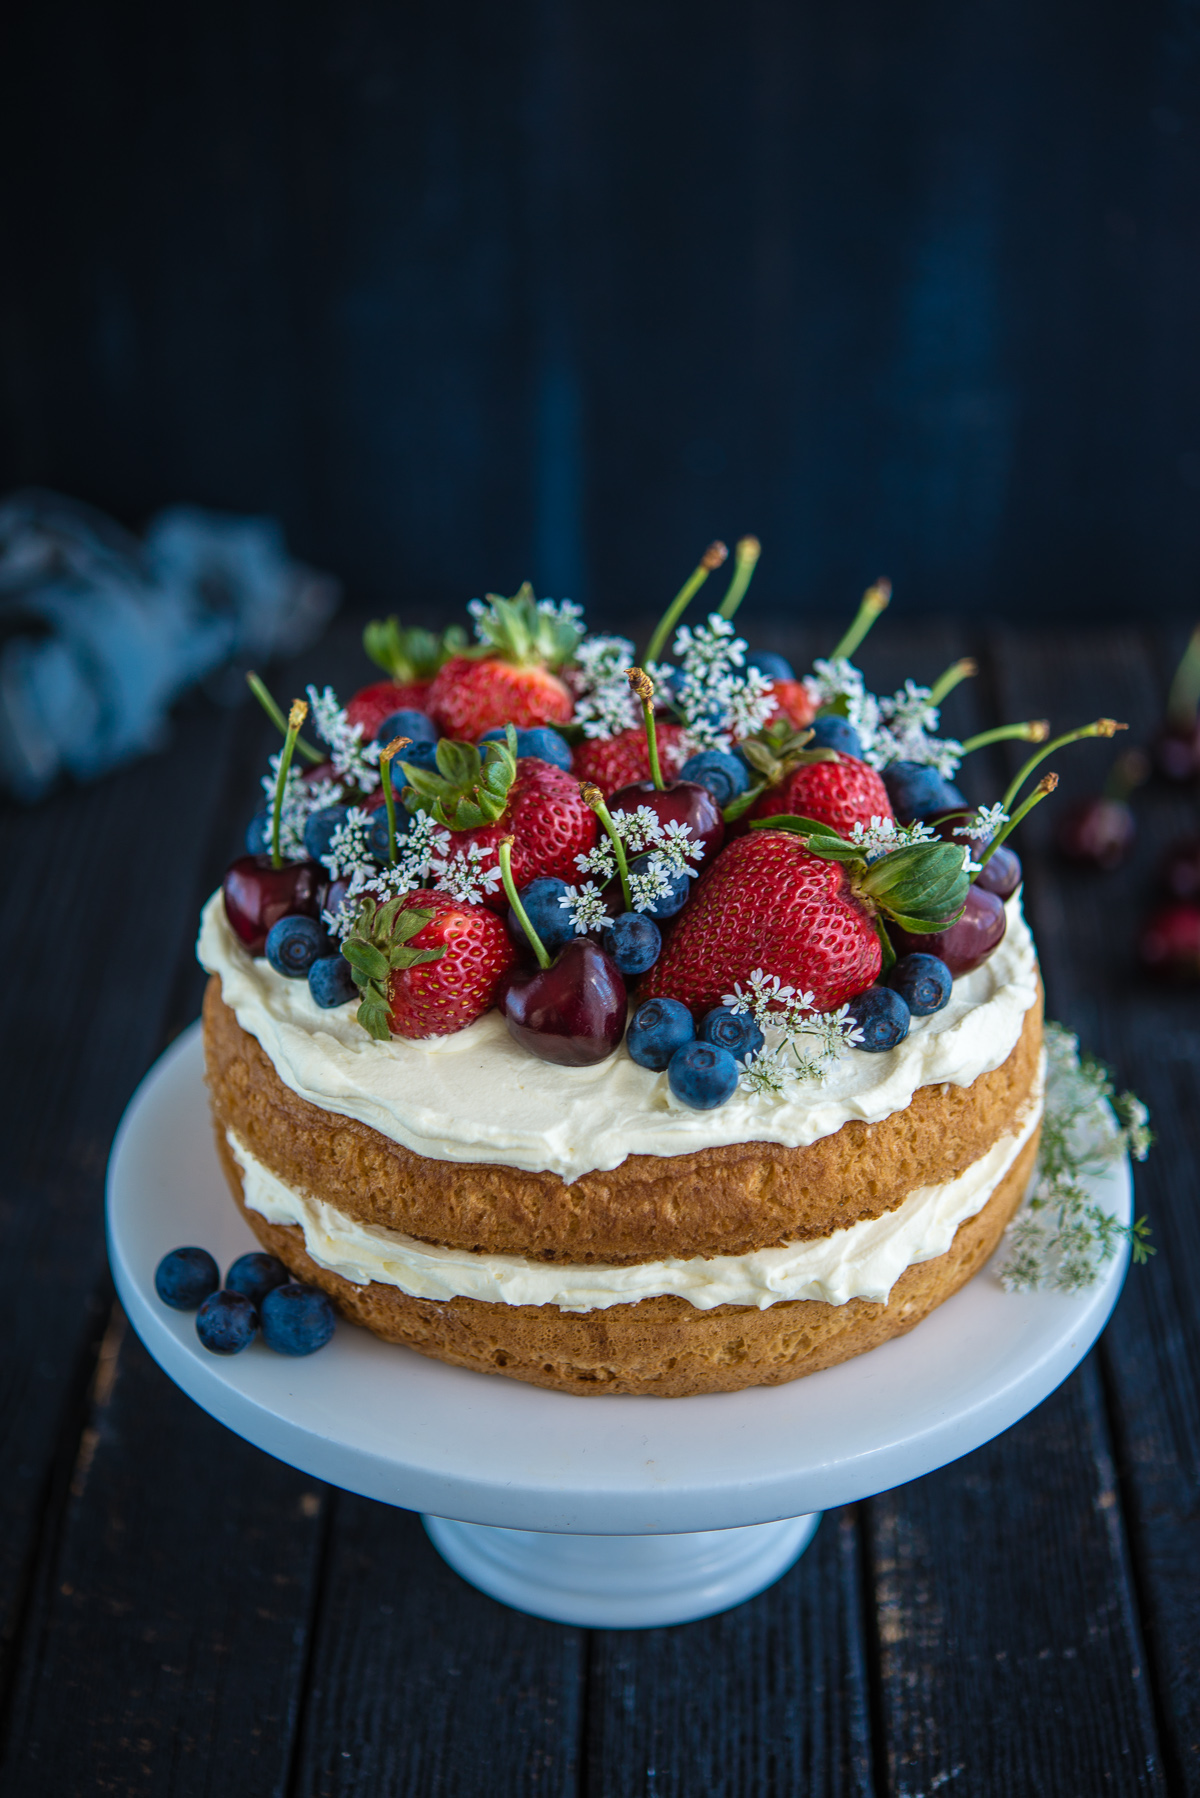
[422,1512,822,1627]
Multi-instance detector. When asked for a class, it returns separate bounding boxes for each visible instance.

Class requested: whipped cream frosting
[229,1064,1042,1311]
[198,887,1038,1183]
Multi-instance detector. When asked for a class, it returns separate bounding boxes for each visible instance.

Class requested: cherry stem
[1001,719,1126,815]
[581,783,633,908]
[643,541,729,664]
[627,667,665,790]
[928,657,978,706]
[379,736,410,863]
[246,671,324,765]
[270,699,308,868]
[829,579,891,662]
[498,837,551,969]
[1167,624,1200,728]
[977,775,1058,871]
[717,536,762,620]
[959,719,1049,756]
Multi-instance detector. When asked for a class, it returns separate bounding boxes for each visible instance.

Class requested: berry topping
[755,752,893,836]
[572,723,688,796]
[222,856,323,958]
[746,650,795,682]
[481,725,573,770]
[265,914,330,978]
[260,1283,337,1356]
[426,585,582,738]
[304,804,348,861]
[808,715,863,758]
[891,884,1007,976]
[226,1252,290,1308]
[627,851,691,919]
[508,877,577,955]
[196,1289,258,1355]
[376,708,438,744]
[245,809,271,854]
[881,761,965,823]
[679,750,749,808]
[887,953,953,1016]
[627,997,696,1070]
[974,845,1022,900]
[346,681,431,738]
[496,839,627,1064]
[155,1247,219,1312]
[308,952,358,1008]
[698,1005,765,1060]
[668,1040,740,1109]
[342,889,515,1039]
[846,986,911,1052]
[600,911,662,975]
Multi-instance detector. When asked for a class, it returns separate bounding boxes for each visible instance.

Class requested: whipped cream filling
[229,1064,1043,1312]
[198,888,1039,1183]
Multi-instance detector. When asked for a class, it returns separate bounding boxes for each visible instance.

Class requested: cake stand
[106,1025,1132,1629]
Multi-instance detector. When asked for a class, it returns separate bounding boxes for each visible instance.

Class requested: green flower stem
[582,784,633,907]
[270,699,307,869]
[643,541,729,664]
[498,837,551,969]
[829,579,891,662]
[928,657,978,706]
[379,736,409,863]
[959,719,1049,756]
[246,671,324,764]
[1167,624,1200,728]
[717,536,762,620]
[627,667,666,790]
[1001,719,1125,814]
[977,775,1058,870]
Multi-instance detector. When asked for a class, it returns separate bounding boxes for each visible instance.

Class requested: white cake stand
[106,1025,1131,1628]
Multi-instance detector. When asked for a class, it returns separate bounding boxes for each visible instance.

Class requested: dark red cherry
[890,885,1007,976]
[1055,796,1135,870]
[1139,901,1200,979]
[1153,721,1200,782]
[608,780,725,864]
[499,939,627,1066]
[975,844,1022,900]
[223,855,323,956]
[1159,837,1200,902]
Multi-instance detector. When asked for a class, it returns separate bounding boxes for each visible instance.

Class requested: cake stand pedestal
[107,1026,1131,1630]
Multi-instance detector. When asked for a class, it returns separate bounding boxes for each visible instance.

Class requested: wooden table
[0,618,1195,1797]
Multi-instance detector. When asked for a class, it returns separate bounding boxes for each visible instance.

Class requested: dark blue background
[1,0,1198,629]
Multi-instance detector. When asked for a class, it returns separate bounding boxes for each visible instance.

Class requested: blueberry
[155,1246,220,1312]
[882,761,965,823]
[260,1283,337,1356]
[266,915,330,977]
[698,1005,765,1060]
[303,804,348,862]
[397,739,439,772]
[679,750,749,808]
[668,1040,740,1109]
[847,985,911,1052]
[245,809,271,854]
[887,953,953,1017]
[601,911,662,975]
[627,997,695,1071]
[515,727,572,771]
[376,708,438,745]
[628,853,691,919]
[196,1289,258,1355]
[367,805,409,860]
[746,650,795,683]
[309,952,358,1008]
[226,1251,290,1310]
[509,877,577,953]
[808,715,863,759]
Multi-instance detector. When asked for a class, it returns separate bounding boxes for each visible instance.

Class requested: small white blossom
[845,816,938,862]
[575,808,703,915]
[430,841,504,906]
[321,805,377,880]
[803,659,882,758]
[321,811,452,939]
[260,758,344,862]
[954,803,1009,841]
[571,635,640,739]
[306,684,382,793]
[627,858,678,912]
[557,882,613,934]
[720,970,862,1089]
[737,1045,790,1098]
[672,614,776,753]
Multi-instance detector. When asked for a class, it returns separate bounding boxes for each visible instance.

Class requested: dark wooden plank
[290,1497,583,1798]
[583,1508,874,1798]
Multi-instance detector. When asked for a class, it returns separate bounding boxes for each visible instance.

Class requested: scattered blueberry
[226,1251,291,1310]
[887,953,953,1016]
[196,1289,258,1355]
[266,915,330,978]
[245,808,271,854]
[668,1040,740,1109]
[396,739,439,772]
[882,761,965,822]
[155,1246,220,1312]
[309,952,358,1008]
[303,804,349,862]
[847,985,911,1051]
[627,998,695,1071]
[628,853,691,919]
[601,911,662,975]
[376,708,438,744]
[260,1283,337,1356]
[699,1005,765,1060]
[480,725,573,770]
[808,715,863,759]
[368,805,409,860]
[747,650,795,682]
[680,749,750,808]
[510,877,576,953]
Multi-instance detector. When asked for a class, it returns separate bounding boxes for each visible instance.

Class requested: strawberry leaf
[363,616,467,681]
[400,737,516,828]
[858,841,968,926]
[340,896,448,1040]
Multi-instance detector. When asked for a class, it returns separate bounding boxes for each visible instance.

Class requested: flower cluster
[558,805,705,933]
[802,658,882,757]
[306,685,382,793]
[1002,1023,1153,1293]
[845,815,938,862]
[259,760,343,862]
[954,803,1009,842]
[671,615,775,753]
[320,806,377,881]
[429,841,504,906]
[723,968,865,1093]
[570,635,641,739]
[322,814,453,939]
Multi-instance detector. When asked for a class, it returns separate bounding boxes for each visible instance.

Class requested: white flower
[557,882,613,934]
[260,759,346,862]
[430,841,504,907]
[306,684,382,793]
[671,614,776,753]
[845,816,938,862]
[954,803,1009,841]
[321,811,452,939]
[321,805,377,880]
[803,659,881,758]
[572,635,641,739]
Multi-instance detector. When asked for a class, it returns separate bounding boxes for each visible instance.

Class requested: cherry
[890,884,1007,976]
[1139,902,1200,979]
[1153,721,1200,782]
[975,844,1022,900]
[1055,796,1135,870]
[223,856,323,956]
[1160,837,1200,902]
[499,939,627,1066]
[608,780,725,865]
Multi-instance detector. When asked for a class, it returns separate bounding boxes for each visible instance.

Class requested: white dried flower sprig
[803,658,882,758]
[571,635,641,739]
[1001,1023,1153,1293]
[872,678,964,776]
[671,615,776,753]
[305,684,383,793]
[723,968,864,1092]
[954,803,1009,841]
[557,805,705,933]
[260,759,344,862]
[320,806,377,881]
[845,816,938,862]
[429,841,504,907]
[322,813,452,939]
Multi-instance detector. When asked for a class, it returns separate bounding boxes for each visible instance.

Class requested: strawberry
[342,889,515,1039]
[762,678,816,731]
[346,679,430,738]
[754,754,893,837]
[426,584,582,739]
[572,723,687,796]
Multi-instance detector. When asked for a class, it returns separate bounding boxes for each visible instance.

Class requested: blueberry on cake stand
[107,1026,1132,1630]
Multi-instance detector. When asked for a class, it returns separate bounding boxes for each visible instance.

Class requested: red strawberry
[572,723,687,796]
[342,888,516,1039]
[753,754,892,837]
[428,655,573,739]
[640,831,882,1015]
[346,680,430,738]
[761,678,816,732]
